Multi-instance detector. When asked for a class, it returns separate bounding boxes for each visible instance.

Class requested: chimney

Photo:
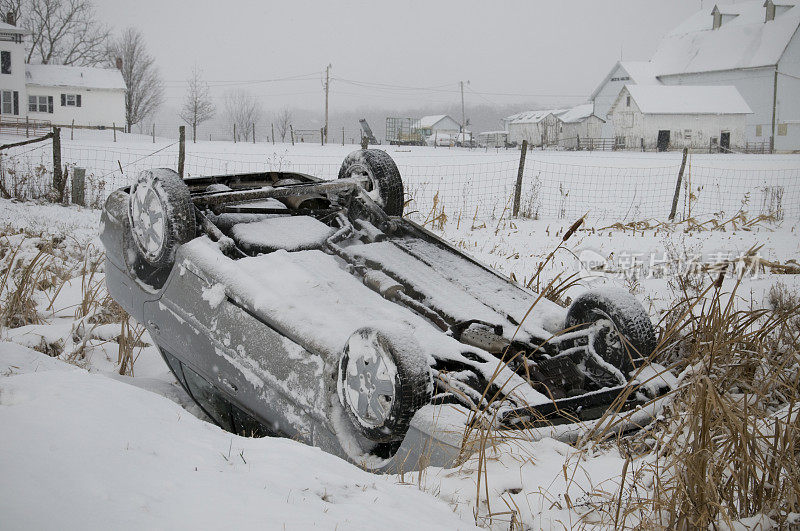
[5,12,15,26]
[115,57,123,70]
[764,0,776,22]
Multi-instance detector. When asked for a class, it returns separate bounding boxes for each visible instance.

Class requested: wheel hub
[130,180,166,261]
[343,331,396,427]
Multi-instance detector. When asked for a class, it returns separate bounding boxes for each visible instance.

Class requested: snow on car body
[101,149,665,472]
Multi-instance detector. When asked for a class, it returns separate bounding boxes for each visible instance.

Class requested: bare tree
[0,0,110,66]
[179,65,215,143]
[275,107,292,142]
[108,28,164,132]
[224,89,262,141]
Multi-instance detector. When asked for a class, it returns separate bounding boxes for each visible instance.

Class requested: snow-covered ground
[1,133,798,529]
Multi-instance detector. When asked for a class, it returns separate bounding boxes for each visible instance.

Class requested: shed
[414,115,461,139]
[557,103,605,149]
[504,109,567,146]
[607,85,752,151]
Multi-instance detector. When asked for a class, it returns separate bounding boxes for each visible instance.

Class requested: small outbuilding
[415,115,461,139]
[557,103,605,149]
[607,85,752,151]
[504,109,566,146]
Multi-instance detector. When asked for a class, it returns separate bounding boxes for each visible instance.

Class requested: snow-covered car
[100,149,666,473]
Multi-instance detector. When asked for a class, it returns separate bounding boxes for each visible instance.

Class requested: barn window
[756,125,762,137]
[626,96,631,107]
[777,123,788,136]
[0,51,10,74]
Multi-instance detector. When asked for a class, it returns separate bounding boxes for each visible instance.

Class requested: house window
[1,51,10,74]
[777,123,788,136]
[626,96,631,107]
[28,95,52,113]
[0,90,17,115]
[60,93,82,107]
[756,125,762,137]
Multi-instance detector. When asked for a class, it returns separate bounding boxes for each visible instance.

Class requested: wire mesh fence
[1,137,798,223]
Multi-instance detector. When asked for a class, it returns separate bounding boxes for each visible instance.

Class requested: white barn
[608,85,752,151]
[591,0,800,151]
[557,103,605,148]
[0,19,125,130]
[504,109,566,146]
[415,115,461,138]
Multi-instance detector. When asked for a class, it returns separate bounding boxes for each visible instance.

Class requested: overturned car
[100,149,667,472]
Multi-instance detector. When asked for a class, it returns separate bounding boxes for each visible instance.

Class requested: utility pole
[324,64,331,144]
[460,81,466,132]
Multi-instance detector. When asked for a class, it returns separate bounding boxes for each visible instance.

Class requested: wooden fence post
[512,139,528,217]
[669,147,688,221]
[25,117,29,138]
[113,123,117,142]
[342,127,345,146]
[178,126,185,178]
[271,123,275,144]
[233,123,237,143]
[71,167,85,206]
[320,127,324,146]
[252,122,256,144]
[290,125,295,145]
[70,119,74,140]
[52,127,62,198]
[152,123,155,143]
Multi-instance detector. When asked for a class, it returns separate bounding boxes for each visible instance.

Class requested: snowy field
[1,133,799,529]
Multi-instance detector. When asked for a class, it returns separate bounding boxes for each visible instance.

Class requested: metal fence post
[512,139,528,217]
[71,167,85,206]
[178,126,185,178]
[52,127,62,197]
[669,147,688,221]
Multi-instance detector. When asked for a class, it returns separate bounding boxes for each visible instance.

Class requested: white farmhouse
[415,115,461,138]
[0,18,125,131]
[607,85,752,151]
[591,0,800,151]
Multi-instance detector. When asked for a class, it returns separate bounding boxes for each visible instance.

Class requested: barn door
[657,130,670,152]
[720,131,730,152]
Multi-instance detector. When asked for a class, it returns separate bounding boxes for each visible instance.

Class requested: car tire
[564,289,657,374]
[337,149,404,216]
[128,168,196,270]
[338,327,431,443]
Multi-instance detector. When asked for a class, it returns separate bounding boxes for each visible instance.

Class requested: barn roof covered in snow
[505,109,567,125]
[651,0,800,75]
[559,103,604,123]
[26,64,127,90]
[417,115,457,128]
[620,85,753,115]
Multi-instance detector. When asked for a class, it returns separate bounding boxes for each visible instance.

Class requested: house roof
[652,0,800,76]
[25,64,126,90]
[559,103,604,124]
[589,61,661,100]
[417,115,457,128]
[505,109,568,125]
[620,85,753,114]
[0,22,25,34]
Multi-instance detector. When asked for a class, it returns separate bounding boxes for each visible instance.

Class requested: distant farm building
[607,85,752,151]
[557,103,605,149]
[416,114,461,138]
[477,131,508,148]
[591,0,800,151]
[504,109,566,146]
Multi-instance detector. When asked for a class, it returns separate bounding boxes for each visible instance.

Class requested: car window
[181,364,234,432]
[159,348,187,388]
[231,404,273,438]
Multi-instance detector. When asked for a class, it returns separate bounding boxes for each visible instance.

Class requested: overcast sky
[94,0,712,115]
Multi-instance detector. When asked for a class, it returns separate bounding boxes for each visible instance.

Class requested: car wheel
[337,149,404,216]
[338,327,431,443]
[128,168,196,270]
[564,289,657,374]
